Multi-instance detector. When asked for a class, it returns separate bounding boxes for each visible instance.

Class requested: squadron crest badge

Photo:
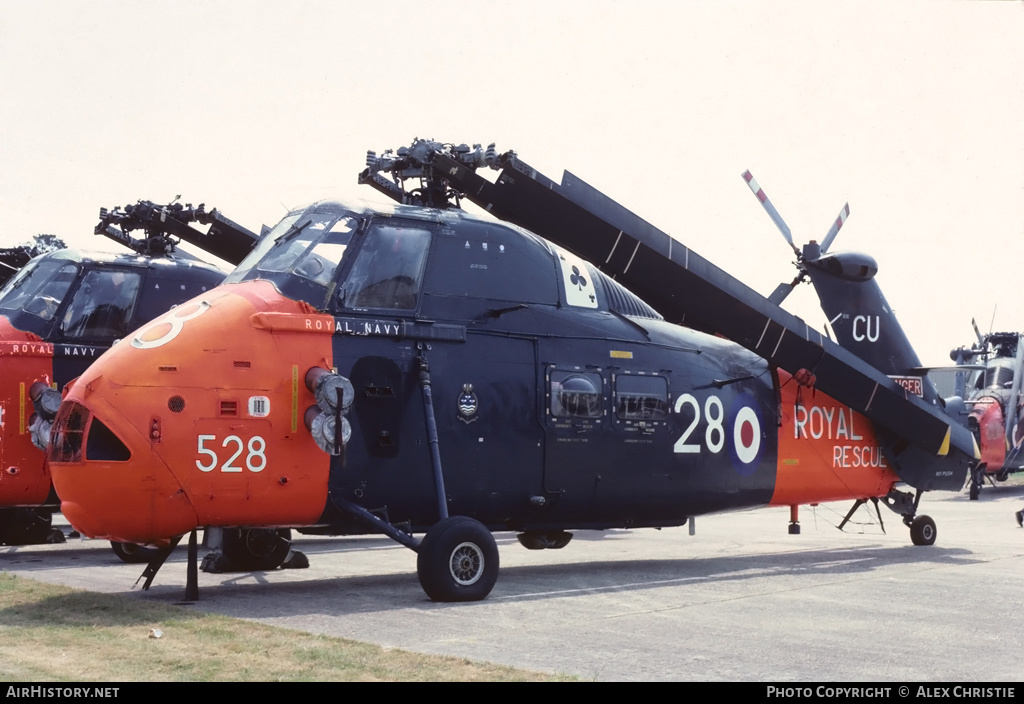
[457,383,479,423]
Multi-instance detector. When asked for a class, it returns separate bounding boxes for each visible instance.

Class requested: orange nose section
[48,282,333,544]
[49,397,199,543]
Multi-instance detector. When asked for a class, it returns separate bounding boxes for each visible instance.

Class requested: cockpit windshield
[225,209,356,308]
[0,258,79,323]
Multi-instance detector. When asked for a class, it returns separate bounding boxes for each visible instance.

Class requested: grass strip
[0,573,571,682]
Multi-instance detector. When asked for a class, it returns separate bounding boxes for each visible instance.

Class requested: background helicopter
[0,200,257,552]
[0,235,68,288]
[46,139,977,602]
[950,325,1024,499]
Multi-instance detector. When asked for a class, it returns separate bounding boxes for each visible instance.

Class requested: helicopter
[46,139,978,602]
[0,200,258,551]
[950,327,1024,499]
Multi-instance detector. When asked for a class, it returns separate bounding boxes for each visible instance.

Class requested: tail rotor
[742,170,851,305]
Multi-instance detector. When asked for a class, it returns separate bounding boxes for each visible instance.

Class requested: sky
[1,0,1021,364]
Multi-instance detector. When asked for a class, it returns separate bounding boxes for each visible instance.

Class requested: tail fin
[801,247,942,406]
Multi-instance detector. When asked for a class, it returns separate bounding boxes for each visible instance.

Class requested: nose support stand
[133,529,201,602]
[135,533,184,591]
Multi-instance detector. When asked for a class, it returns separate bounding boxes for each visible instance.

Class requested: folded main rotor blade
[819,203,850,254]
[768,275,803,306]
[742,170,798,254]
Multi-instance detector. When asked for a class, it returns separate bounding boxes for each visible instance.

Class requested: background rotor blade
[742,170,798,254]
[819,202,850,254]
[767,272,805,306]
[767,282,795,306]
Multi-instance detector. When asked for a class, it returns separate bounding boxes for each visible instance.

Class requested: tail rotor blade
[819,202,850,254]
[742,170,798,254]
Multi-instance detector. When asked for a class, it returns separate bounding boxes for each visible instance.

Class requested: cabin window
[61,270,141,339]
[424,223,559,305]
[344,222,431,310]
[614,375,669,421]
[549,370,604,419]
[983,365,1014,390]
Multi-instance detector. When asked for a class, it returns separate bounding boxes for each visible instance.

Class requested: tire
[548,531,573,549]
[221,528,292,571]
[417,517,499,602]
[0,508,56,546]
[910,515,937,546]
[110,541,162,564]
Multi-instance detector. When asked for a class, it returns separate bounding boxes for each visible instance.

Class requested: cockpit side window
[343,222,431,311]
[225,213,304,284]
[61,269,142,340]
[0,260,78,322]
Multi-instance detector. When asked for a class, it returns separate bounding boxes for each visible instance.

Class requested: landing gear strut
[326,349,503,602]
[968,464,986,500]
[838,488,937,546]
[887,488,936,546]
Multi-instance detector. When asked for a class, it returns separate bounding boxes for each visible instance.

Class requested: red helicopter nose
[48,281,334,544]
[0,315,56,506]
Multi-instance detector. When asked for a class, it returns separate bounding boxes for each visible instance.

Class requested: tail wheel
[910,515,937,546]
[222,528,292,571]
[110,541,162,564]
[417,516,499,602]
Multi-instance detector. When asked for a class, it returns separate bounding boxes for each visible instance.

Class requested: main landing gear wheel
[221,528,293,571]
[110,541,162,564]
[417,516,499,602]
[909,515,936,546]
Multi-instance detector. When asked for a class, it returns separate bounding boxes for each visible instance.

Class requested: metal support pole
[417,348,448,521]
[184,529,198,602]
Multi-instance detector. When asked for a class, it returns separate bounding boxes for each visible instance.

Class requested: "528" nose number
[196,435,267,472]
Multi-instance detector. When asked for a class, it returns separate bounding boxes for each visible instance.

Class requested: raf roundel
[728,393,764,476]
